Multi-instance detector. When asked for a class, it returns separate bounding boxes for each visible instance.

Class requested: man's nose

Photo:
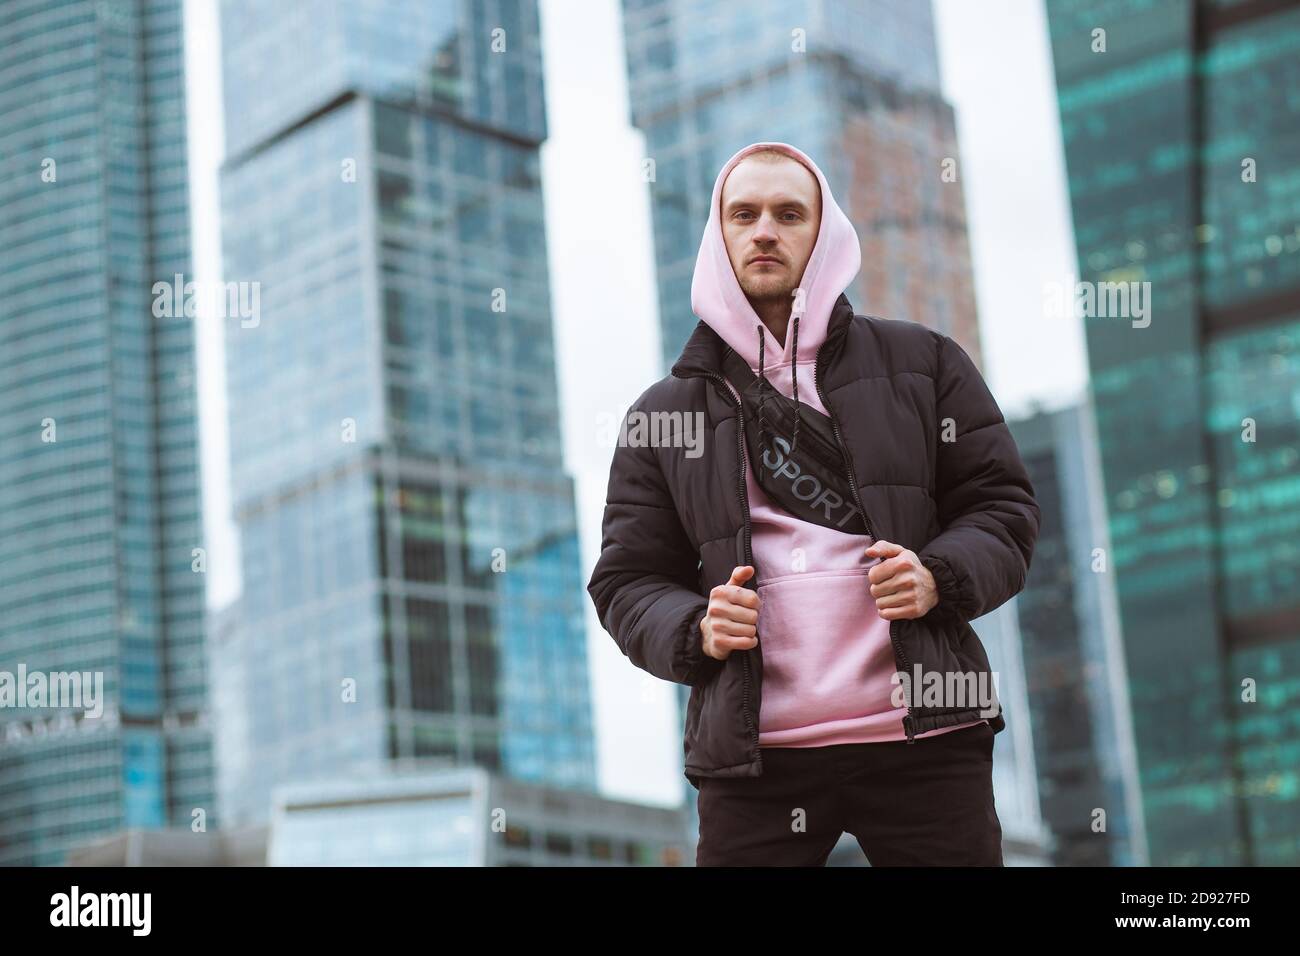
[752,212,779,241]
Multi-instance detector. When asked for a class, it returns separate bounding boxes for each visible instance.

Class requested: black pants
[695,721,1003,866]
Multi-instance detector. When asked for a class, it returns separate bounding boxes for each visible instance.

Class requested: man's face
[720,156,822,306]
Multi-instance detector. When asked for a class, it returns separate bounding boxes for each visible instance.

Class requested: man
[587,141,1040,866]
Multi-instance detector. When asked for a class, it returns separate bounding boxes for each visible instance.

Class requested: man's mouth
[751,256,781,265]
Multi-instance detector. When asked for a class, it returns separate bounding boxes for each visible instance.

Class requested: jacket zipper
[813,332,918,743]
[670,367,763,765]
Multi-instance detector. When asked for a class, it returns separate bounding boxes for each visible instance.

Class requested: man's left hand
[865,540,938,620]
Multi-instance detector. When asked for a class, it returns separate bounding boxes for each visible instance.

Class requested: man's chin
[740,283,795,304]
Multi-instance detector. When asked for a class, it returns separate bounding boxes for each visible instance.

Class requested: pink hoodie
[691,141,985,747]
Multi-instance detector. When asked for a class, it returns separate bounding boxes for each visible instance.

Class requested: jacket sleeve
[586,396,723,687]
[918,334,1040,624]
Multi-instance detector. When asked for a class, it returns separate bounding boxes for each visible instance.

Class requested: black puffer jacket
[587,293,1040,790]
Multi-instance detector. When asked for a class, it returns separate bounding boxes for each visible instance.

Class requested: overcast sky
[185,0,1082,808]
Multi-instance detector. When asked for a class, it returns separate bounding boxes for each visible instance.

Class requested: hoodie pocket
[753,570,897,734]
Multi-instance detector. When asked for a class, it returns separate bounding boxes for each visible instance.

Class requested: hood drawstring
[755,316,802,459]
[790,315,801,457]
[756,325,770,454]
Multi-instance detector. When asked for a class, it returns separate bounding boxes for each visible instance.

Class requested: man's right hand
[699,565,760,661]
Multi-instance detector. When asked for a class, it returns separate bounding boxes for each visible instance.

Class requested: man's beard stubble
[738,272,797,308]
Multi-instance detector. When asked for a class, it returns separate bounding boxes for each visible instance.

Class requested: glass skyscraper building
[214,0,595,824]
[1046,0,1300,864]
[1009,402,1147,865]
[0,0,211,865]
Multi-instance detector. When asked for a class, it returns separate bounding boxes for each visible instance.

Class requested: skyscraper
[1009,401,1147,865]
[214,0,595,824]
[1045,0,1300,864]
[0,0,211,865]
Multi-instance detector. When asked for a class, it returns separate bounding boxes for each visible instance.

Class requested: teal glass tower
[1046,0,1300,864]
[0,0,211,865]
[214,0,595,823]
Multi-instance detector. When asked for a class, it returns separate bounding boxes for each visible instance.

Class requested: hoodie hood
[690,141,861,373]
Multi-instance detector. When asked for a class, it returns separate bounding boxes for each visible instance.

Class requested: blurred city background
[0,0,1296,866]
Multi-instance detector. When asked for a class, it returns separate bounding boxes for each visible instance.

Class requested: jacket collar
[671,291,857,379]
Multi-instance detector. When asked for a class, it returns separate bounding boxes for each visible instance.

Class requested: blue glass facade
[0,0,211,865]
[215,0,594,823]
[1046,0,1300,864]
[1009,404,1147,865]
